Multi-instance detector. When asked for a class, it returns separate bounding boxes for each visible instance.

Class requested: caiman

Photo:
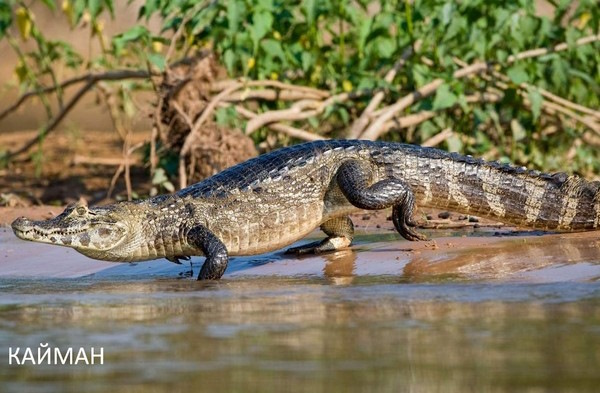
[11,140,600,279]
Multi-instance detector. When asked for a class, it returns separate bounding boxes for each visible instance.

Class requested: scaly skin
[12,140,600,279]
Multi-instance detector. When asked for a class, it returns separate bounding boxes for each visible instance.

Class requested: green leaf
[446,134,463,152]
[223,49,235,74]
[152,168,168,185]
[303,0,317,24]
[357,17,372,54]
[112,26,150,54]
[103,0,114,17]
[565,26,577,51]
[227,0,240,35]
[376,37,395,58]
[120,25,149,42]
[441,2,453,25]
[261,39,285,61]
[496,49,508,63]
[73,0,86,23]
[457,94,470,113]
[527,87,543,122]
[301,52,313,72]
[550,58,567,89]
[147,53,165,71]
[432,83,458,110]
[257,0,274,11]
[89,0,101,18]
[249,11,273,49]
[338,107,349,124]
[506,64,528,84]
[0,2,13,39]
[39,0,56,10]
[510,119,527,141]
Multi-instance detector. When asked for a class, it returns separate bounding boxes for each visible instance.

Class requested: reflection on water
[403,233,600,282]
[1,278,599,393]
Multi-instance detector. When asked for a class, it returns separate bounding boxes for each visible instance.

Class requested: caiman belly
[210,200,327,255]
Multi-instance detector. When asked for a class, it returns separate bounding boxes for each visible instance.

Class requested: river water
[1,229,599,392]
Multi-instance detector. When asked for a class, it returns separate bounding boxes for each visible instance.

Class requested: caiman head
[11,201,132,261]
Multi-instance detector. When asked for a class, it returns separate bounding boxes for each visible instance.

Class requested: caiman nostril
[11,217,30,231]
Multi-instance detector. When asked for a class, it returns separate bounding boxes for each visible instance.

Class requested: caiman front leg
[166,255,194,278]
[187,225,229,280]
[337,160,427,241]
[285,216,354,255]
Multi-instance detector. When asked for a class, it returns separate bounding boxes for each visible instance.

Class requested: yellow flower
[62,1,73,25]
[273,31,281,40]
[270,72,278,80]
[342,80,353,92]
[247,57,256,70]
[577,12,591,29]
[152,41,163,53]
[15,7,32,41]
[93,19,104,35]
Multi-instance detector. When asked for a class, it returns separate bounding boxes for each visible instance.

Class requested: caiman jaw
[12,217,91,242]
[11,203,129,255]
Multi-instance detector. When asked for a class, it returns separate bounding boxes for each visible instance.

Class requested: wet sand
[1,212,599,282]
[1,206,599,392]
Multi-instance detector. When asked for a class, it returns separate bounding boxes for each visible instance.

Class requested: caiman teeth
[18,228,88,236]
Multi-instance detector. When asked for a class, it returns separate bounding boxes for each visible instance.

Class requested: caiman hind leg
[187,225,229,280]
[337,160,427,241]
[285,216,354,255]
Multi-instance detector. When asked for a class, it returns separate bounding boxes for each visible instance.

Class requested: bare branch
[180,82,243,158]
[244,91,367,135]
[377,92,502,136]
[210,79,330,98]
[349,46,413,138]
[6,79,95,159]
[543,100,600,135]
[506,34,600,63]
[535,88,600,120]
[223,89,326,102]
[360,78,444,140]
[245,101,319,135]
[72,155,140,166]
[105,141,145,201]
[232,105,326,141]
[0,70,150,123]
[422,128,454,147]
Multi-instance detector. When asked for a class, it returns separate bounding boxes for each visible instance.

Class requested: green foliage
[153,0,410,91]
[1,0,599,179]
[136,0,599,175]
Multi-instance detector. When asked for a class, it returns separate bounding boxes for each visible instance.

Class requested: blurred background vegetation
[0,0,599,201]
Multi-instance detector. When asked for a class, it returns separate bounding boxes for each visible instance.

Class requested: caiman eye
[76,206,87,215]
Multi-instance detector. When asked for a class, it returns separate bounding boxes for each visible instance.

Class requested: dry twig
[231,104,326,141]
[349,46,413,138]
[5,70,151,159]
[0,70,150,123]
[506,34,600,63]
[422,128,454,147]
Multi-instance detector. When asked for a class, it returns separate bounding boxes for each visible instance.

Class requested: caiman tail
[395,147,600,232]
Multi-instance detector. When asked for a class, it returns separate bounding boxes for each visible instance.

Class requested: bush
[1,0,599,182]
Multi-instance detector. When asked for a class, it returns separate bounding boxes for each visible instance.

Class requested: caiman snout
[12,217,34,240]
[11,217,31,231]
